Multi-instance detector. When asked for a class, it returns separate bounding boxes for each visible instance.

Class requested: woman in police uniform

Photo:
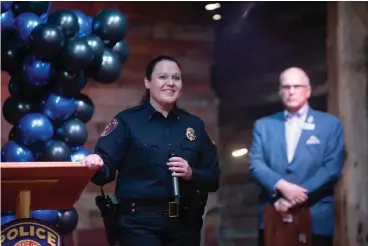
[82,55,220,246]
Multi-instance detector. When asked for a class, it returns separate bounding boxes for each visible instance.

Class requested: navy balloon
[23,55,54,86]
[72,10,92,37]
[1,141,35,162]
[1,215,15,226]
[31,210,59,223]
[1,1,13,12]
[14,12,41,44]
[71,147,90,162]
[42,93,76,121]
[18,113,54,147]
[1,10,14,32]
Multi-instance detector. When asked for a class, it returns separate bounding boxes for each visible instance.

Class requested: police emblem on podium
[1,218,63,246]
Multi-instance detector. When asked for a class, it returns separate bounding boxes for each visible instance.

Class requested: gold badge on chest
[186,127,196,141]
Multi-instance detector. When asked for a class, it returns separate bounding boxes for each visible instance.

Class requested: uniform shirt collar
[284,104,309,121]
[145,102,180,121]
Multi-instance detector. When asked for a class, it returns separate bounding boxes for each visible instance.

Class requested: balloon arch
[1,1,129,235]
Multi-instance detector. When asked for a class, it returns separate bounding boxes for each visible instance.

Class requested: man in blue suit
[249,67,344,246]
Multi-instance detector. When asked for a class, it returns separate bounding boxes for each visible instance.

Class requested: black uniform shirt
[91,102,220,200]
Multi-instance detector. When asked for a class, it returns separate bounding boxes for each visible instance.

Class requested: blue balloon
[1,140,35,162]
[23,55,54,86]
[31,210,59,223]
[42,93,76,121]
[72,10,92,37]
[1,1,13,12]
[14,12,41,44]
[18,113,54,147]
[1,10,14,32]
[71,147,90,162]
[40,2,52,23]
[1,214,15,226]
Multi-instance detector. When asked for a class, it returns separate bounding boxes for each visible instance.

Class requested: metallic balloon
[51,70,87,97]
[8,75,45,100]
[30,210,59,223]
[72,10,92,37]
[112,40,129,63]
[92,48,122,84]
[39,140,71,162]
[55,208,78,235]
[1,1,13,13]
[28,23,65,62]
[92,9,128,45]
[1,140,35,162]
[42,93,76,121]
[74,93,94,122]
[1,215,15,226]
[11,1,50,17]
[1,10,14,32]
[71,147,90,162]
[2,97,39,125]
[13,12,41,44]
[82,34,104,58]
[47,10,79,40]
[61,38,94,72]
[8,126,21,142]
[55,118,88,147]
[1,31,27,74]
[23,55,54,86]
[18,113,54,147]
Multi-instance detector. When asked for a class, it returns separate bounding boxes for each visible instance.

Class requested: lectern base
[16,190,31,219]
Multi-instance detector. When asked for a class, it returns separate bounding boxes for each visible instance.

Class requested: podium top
[1,162,97,211]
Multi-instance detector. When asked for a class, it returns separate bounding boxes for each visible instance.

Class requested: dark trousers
[117,214,202,246]
[257,230,333,246]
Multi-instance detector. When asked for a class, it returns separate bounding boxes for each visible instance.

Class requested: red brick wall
[1,2,218,245]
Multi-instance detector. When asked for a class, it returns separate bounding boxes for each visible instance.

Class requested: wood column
[327,2,368,246]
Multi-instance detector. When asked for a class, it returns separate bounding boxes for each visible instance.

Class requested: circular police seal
[1,219,63,246]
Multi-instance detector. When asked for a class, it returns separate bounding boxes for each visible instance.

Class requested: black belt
[118,199,188,218]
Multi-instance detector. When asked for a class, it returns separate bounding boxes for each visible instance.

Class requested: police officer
[82,55,221,246]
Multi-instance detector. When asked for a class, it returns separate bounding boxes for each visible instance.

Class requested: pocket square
[306,135,320,145]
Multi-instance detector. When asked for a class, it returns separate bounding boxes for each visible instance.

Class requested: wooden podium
[263,205,312,246]
[1,162,96,219]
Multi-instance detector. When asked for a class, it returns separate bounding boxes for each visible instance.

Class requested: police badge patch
[101,118,119,137]
[186,127,196,141]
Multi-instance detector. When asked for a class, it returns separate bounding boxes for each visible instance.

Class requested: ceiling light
[205,3,221,11]
[232,148,248,157]
[212,14,221,21]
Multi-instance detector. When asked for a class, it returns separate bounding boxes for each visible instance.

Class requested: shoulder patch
[101,118,119,137]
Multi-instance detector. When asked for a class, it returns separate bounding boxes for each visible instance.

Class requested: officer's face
[145,60,182,105]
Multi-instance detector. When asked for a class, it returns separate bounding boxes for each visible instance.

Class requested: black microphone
[169,152,180,204]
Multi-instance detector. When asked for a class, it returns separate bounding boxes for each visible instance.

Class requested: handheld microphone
[169,152,180,204]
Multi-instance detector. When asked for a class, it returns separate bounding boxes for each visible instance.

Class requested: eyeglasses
[280,84,308,90]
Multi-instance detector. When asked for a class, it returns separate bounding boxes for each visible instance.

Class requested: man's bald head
[279,67,311,113]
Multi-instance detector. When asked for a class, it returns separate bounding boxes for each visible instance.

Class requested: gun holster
[95,186,119,245]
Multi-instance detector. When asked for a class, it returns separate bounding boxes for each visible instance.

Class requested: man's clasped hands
[274,179,308,213]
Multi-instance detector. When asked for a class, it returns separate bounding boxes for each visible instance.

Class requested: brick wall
[1,2,218,245]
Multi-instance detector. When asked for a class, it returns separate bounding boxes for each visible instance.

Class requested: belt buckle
[168,202,179,218]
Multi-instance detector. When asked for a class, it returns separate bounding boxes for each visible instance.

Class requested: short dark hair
[139,55,181,105]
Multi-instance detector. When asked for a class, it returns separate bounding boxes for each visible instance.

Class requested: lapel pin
[186,127,196,141]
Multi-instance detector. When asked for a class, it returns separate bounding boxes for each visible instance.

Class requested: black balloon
[91,48,121,84]
[11,1,49,17]
[50,71,87,97]
[56,208,78,235]
[39,140,71,162]
[1,31,27,74]
[112,40,129,63]
[9,126,21,142]
[2,97,38,125]
[82,34,104,60]
[28,23,65,61]
[8,75,45,100]
[47,10,79,40]
[61,38,94,72]
[92,9,128,45]
[74,94,94,123]
[55,118,88,147]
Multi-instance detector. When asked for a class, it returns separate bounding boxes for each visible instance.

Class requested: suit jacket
[249,107,344,236]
